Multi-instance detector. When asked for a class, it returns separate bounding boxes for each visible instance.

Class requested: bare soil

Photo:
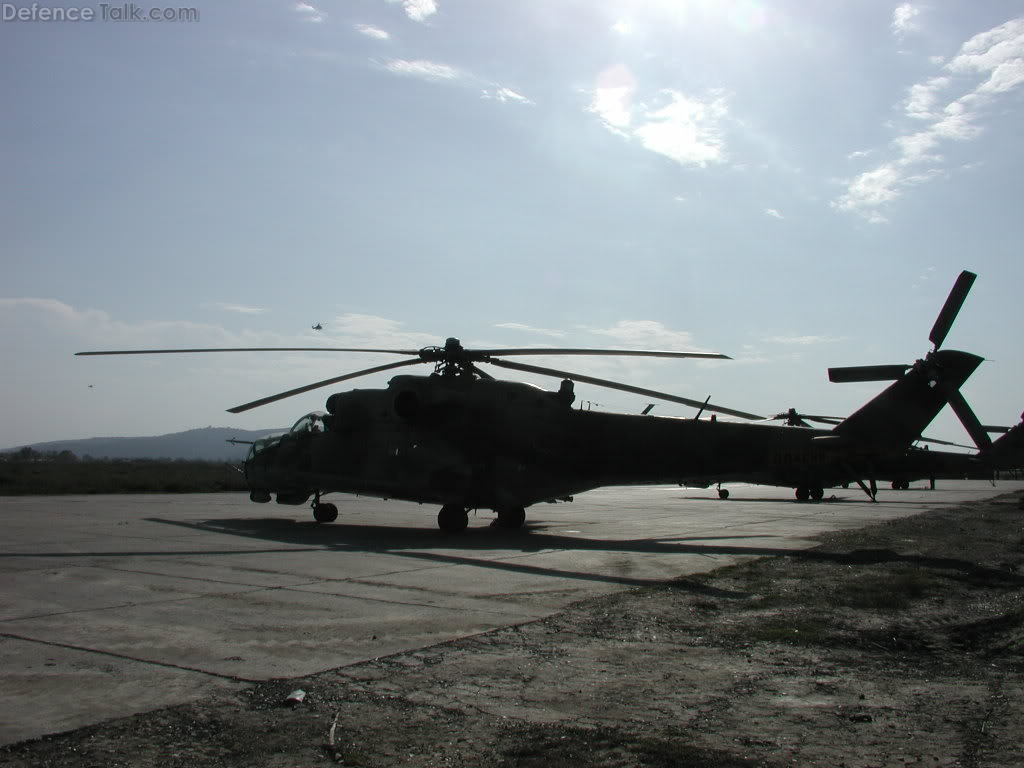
[3,492,1023,768]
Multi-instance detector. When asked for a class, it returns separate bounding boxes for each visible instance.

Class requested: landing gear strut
[717,484,730,500]
[795,486,824,501]
[311,491,338,524]
[437,504,469,533]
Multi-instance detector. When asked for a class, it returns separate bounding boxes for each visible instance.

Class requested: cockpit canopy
[246,412,325,461]
[289,411,326,435]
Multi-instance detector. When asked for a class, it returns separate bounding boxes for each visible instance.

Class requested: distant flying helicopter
[312,323,323,331]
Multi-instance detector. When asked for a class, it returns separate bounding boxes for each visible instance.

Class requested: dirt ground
[3,491,1023,768]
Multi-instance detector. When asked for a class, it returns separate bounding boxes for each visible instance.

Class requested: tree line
[0,448,249,495]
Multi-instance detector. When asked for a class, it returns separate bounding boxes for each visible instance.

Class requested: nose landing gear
[311,491,338,523]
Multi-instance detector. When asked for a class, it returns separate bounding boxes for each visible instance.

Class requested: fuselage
[244,374,894,510]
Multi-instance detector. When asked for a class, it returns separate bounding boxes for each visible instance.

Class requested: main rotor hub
[419,337,477,376]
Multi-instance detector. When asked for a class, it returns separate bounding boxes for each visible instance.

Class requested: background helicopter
[666,271,1019,501]
[78,271,1000,531]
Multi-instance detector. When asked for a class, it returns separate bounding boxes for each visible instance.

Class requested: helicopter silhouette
[77,271,1013,531]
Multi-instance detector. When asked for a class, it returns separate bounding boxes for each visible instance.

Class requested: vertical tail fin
[982,416,1024,469]
[831,350,984,450]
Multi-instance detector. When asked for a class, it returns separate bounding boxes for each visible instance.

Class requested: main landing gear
[436,504,528,532]
[717,484,730,500]
[494,506,526,529]
[438,504,469,533]
[794,486,825,501]
[311,491,338,524]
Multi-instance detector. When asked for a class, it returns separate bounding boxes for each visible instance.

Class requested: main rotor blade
[982,424,1011,434]
[802,415,844,426]
[768,411,843,426]
[917,435,975,449]
[484,358,764,420]
[226,358,423,414]
[476,348,730,360]
[940,383,992,451]
[77,347,422,356]
[828,364,909,383]
[928,270,976,350]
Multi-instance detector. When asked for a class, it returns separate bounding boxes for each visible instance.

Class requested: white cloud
[633,90,727,167]
[586,321,714,353]
[0,297,262,346]
[765,335,842,345]
[384,59,459,80]
[611,19,632,35]
[904,76,950,119]
[481,87,532,105]
[294,1,325,23]
[587,65,635,131]
[205,302,265,315]
[325,313,439,349]
[355,24,390,40]
[381,60,529,110]
[390,0,437,23]
[764,208,783,219]
[946,18,1024,75]
[587,67,728,168]
[493,323,567,339]
[834,16,1024,222]
[975,58,1024,95]
[892,3,921,37]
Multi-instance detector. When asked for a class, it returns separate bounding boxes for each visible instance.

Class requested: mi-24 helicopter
[77,271,997,532]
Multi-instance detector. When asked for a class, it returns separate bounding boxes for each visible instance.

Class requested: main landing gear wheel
[717,488,730,500]
[313,502,338,523]
[494,506,526,529]
[891,480,910,490]
[438,504,469,533]
[795,486,824,501]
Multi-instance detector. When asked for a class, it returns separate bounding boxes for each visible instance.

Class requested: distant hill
[5,426,286,461]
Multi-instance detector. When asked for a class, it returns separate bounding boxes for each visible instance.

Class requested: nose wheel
[311,492,338,523]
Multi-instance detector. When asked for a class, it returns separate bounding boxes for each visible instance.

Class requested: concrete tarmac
[2,480,1021,745]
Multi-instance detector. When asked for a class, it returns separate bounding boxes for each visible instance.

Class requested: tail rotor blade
[928,270,976,350]
[828,365,909,383]
[941,383,992,451]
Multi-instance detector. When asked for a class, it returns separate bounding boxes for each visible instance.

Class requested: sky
[2,0,1022,450]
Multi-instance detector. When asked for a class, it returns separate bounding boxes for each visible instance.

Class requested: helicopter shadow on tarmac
[677,493,979,506]
[145,513,1024,594]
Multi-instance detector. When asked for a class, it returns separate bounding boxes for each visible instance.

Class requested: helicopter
[77,271,998,531]
[667,271,1015,501]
